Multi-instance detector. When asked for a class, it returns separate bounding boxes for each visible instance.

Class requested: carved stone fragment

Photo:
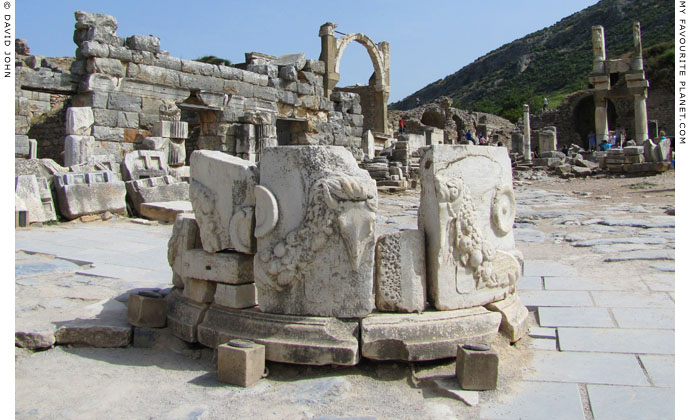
[189,150,259,254]
[419,145,522,310]
[254,146,377,317]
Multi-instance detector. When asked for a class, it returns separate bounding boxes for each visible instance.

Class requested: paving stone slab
[538,307,614,328]
[638,354,674,387]
[642,273,675,292]
[649,262,675,272]
[610,308,674,329]
[596,217,675,229]
[528,326,556,338]
[543,276,622,291]
[480,381,585,420]
[514,228,545,243]
[517,276,542,290]
[523,351,649,386]
[587,385,674,420]
[558,327,674,355]
[523,260,578,277]
[591,243,660,254]
[518,290,593,308]
[591,291,674,308]
[571,237,667,247]
[603,250,674,262]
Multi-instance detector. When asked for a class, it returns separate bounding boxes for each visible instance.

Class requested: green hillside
[390,0,674,122]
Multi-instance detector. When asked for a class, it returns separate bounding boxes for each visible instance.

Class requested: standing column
[594,96,609,145]
[523,104,532,162]
[634,92,649,142]
[592,26,606,74]
[319,22,339,98]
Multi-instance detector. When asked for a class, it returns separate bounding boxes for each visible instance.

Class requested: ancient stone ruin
[165,144,528,365]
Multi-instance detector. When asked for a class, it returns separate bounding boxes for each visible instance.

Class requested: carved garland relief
[435,175,519,291]
[255,175,377,292]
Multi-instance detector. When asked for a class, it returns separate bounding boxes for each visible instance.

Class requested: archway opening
[573,96,618,148]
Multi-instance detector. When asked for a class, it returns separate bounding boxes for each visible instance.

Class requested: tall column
[634,92,649,142]
[523,104,532,162]
[594,95,609,145]
[319,22,339,97]
[592,26,606,74]
[631,22,644,71]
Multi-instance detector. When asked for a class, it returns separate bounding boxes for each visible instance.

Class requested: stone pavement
[14,180,675,419]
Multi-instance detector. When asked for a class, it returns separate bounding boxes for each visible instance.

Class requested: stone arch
[421,109,447,130]
[320,23,390,134]
[334,33,386,90]
[573,95,617,148]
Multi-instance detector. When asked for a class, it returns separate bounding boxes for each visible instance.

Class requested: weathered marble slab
[360,307,501,361]
[254,146,377,318]
[189,150,259,254]
[418,145,521,310]
[197,306,360,365]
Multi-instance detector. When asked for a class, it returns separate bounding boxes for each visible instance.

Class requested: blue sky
[17,0,599,102]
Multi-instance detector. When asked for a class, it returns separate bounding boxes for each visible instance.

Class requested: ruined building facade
[15,12,395,166]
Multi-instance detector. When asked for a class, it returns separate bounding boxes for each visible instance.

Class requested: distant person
[543,97,548,111]
[478,134,488,145]
[659,130,667,142]
[398,118,405,134]
[465,130,473,141]
[560,145,569,156]
[416,97,421,107]
[587,131,596,151]
[598,140,611,151]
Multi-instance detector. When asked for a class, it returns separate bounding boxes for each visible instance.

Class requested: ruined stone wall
[388,97,515,145]
[531,87,674,148]
[15,11,365,164]
[15,53,79,162]
[334,85,374,134]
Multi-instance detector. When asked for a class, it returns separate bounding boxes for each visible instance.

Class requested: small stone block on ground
[217,340,265,387]
[456,344,498,390]
[127,292,167,328]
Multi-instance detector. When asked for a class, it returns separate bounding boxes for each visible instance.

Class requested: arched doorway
[319,23,390,134]
[573,95,617,148]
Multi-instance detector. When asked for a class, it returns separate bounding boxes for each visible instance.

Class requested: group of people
[465,130,490,145]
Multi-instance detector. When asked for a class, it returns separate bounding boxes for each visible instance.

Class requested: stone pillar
[319,23,339,97]
[594,96,609,145]
[522,104,531,162]
[634,92,649,142]
[374,89,388,134]
[592,26,606,74]
[631,22,644,71]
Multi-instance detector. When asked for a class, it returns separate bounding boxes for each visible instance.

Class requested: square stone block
[182,278,217,304]
[217,340,265,387]
[456,344,498,390]
[214,283,256,309]
[127,292,167,328]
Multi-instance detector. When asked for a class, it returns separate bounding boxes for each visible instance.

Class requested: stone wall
[531,87,674,149]
[335,84,375,134]
[388,97,515,145]
[15,11,366,164]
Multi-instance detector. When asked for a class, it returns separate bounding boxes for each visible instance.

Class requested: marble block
[374,229,426,313]
[254,146,377,318]
[418,145,522,310]
[189,150,259,254]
